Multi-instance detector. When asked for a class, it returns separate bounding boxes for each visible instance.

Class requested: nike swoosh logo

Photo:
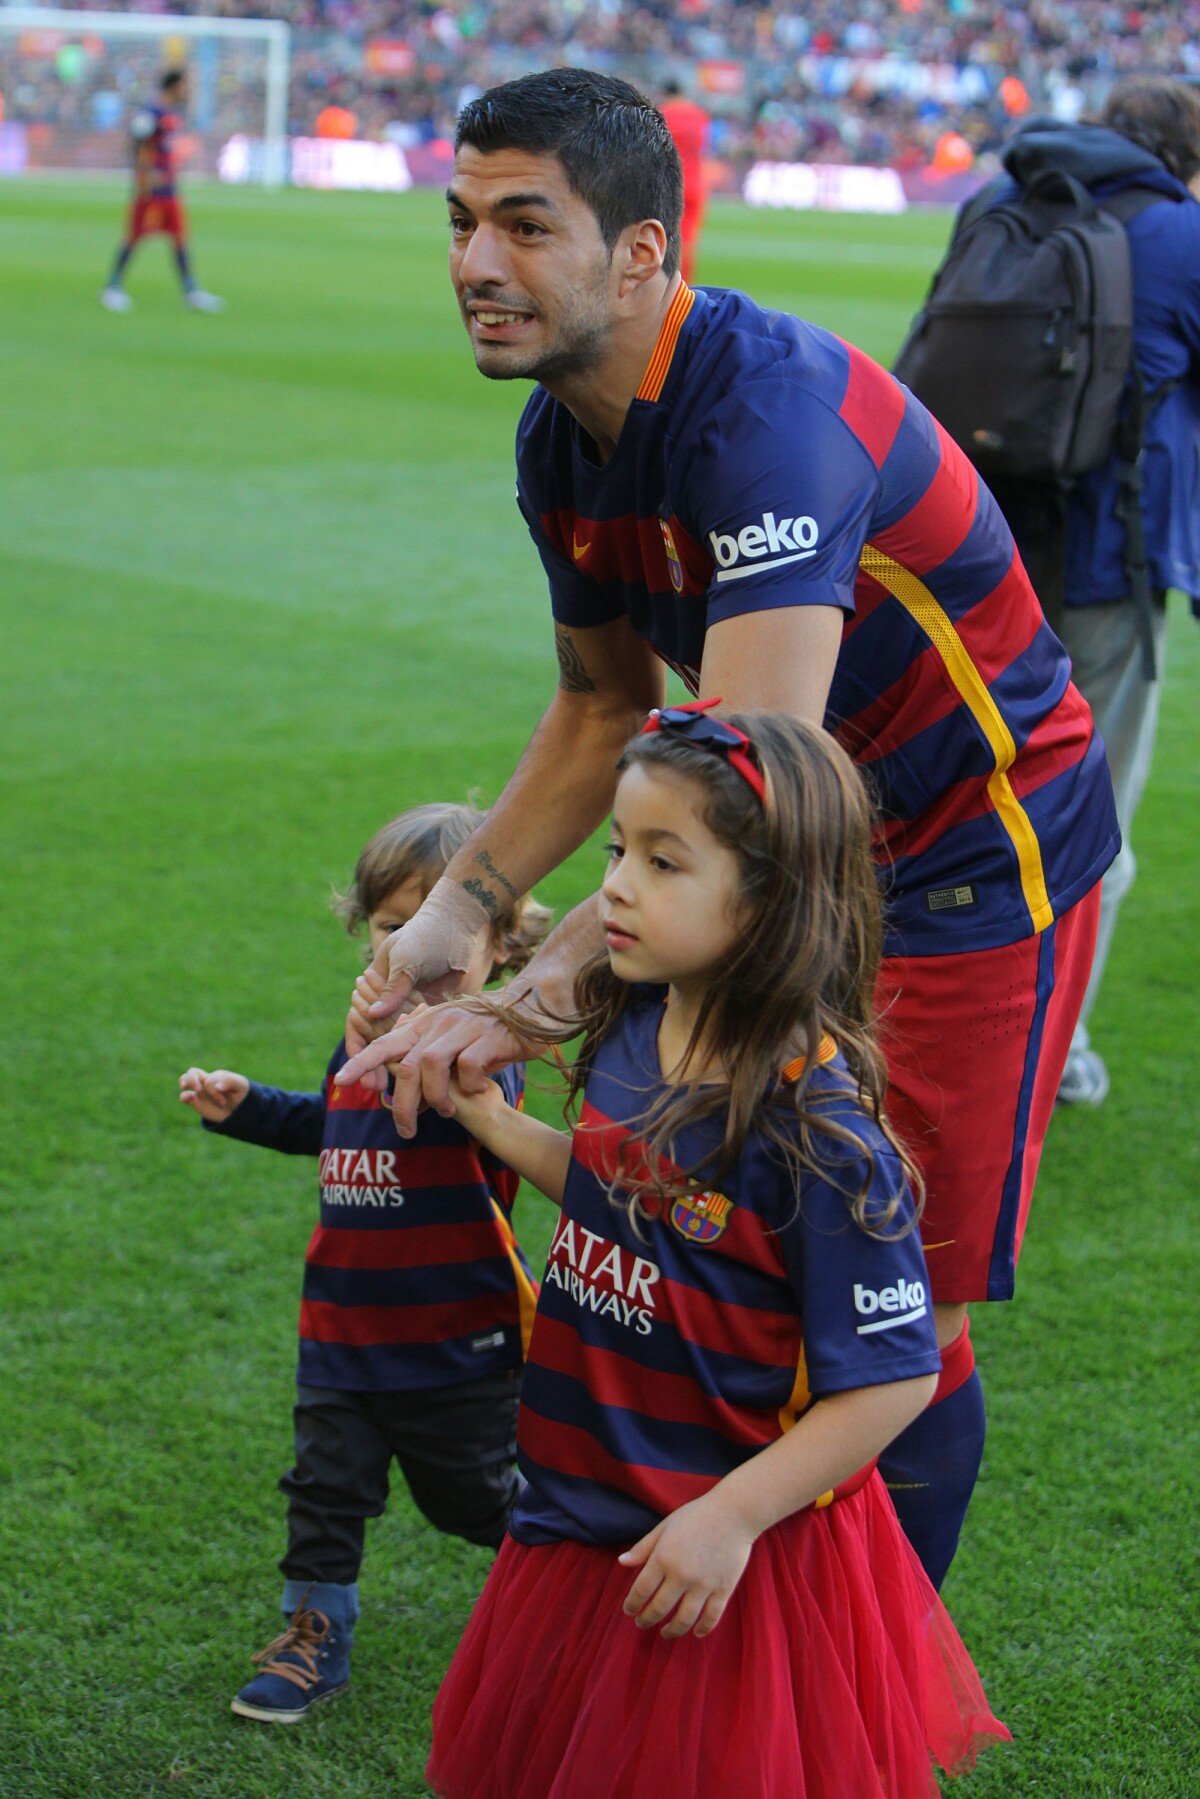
[573,536,588,561]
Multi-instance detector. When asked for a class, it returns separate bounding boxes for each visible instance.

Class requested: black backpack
[894,170,1173,673]
[893,170,1163,480]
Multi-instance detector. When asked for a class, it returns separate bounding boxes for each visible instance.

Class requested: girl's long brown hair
[486,713,920,1235]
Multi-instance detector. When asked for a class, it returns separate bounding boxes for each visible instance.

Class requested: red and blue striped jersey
[510,995,940,1548]
[205,1042,537,1391]
[515,283,1119,957]
[130,104,179,197]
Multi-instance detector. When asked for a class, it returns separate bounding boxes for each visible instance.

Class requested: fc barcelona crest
[660,517,684,594]
[669,1190,733,1246]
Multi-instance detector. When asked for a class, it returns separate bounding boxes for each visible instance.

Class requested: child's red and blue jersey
[130,104,178,196]
[516,283,1119,957]
[205,1042,537,1392]
[510,993,940,1548]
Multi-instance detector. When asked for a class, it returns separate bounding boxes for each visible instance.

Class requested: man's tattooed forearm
[555,624,597,693]
[461,876,501,917]
[473,850,518,902]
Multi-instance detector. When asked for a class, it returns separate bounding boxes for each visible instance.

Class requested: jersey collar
[634,282,697,404]
[781,1036,839,1083]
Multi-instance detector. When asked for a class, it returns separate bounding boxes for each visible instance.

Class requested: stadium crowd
[3,0,1197,173]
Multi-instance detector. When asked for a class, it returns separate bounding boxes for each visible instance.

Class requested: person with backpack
[895,77,1200,1106]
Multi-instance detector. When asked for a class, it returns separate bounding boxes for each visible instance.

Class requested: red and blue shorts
[128,194,186,243]
[876,884,1101,1304]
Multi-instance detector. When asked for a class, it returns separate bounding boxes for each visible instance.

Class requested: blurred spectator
[315,100,358,137]
[999,76,1031,118]
[929,131,975,178]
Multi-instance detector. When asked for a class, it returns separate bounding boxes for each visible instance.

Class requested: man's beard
[473,319,610,384]
[469,279,612,385]
[479,319,609,385]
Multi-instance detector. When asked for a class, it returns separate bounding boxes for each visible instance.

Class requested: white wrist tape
[389,873,492,981]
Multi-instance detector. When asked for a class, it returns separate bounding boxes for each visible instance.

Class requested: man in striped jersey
[340,69,1118,1587]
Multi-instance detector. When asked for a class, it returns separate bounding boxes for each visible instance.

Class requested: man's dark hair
[456,69,683,277]
[1102,76,1200,185]
[161,68,186,94]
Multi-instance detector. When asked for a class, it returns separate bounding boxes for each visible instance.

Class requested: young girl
[179,803,549,1724]
[423,706,1009,1799]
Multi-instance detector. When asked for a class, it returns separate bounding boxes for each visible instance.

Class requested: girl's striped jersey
[510,994,941,1548]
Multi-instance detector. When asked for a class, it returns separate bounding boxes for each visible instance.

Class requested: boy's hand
[617,1493,757,1640]
[346,960,390,1079]
[179,1067,250,1123]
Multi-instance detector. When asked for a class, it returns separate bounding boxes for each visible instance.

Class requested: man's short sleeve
[515,480,625,629]
[682,379,880,626]
[762,1123,940,1397]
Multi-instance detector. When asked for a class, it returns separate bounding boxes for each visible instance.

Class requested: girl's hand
[435,1065,510,1136]
[618,1493,757,1640]
[179,1067,250,1122]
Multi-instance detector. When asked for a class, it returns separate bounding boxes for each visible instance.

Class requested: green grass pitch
[1,178,1196,1797]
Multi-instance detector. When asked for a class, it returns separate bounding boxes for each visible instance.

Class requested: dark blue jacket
[991,119,1200,606]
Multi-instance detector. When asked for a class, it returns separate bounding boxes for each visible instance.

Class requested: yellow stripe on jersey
[635,284,696,403]
[490,1197,539,1361]
[476,1092,537,1357]
[778,1345,812,1437]
[859,544,1054,934]
[778,1333,841,1509]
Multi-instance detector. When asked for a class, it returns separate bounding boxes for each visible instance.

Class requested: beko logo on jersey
[708,512,820,583]
[853,1279,927,1335]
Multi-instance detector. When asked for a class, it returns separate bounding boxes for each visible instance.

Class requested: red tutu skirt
[427,1475,1008,1799]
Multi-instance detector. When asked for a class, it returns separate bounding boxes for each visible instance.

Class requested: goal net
[0,7,289,186]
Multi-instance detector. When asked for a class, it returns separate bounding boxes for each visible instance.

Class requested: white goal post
[0,6,290,186]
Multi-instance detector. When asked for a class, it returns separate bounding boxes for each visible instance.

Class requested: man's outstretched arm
[443,617,662,916]
[349,892,607,1136]
[340,615,662,1092]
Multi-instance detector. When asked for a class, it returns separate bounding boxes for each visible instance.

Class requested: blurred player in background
[100,68,224,314]
[660,80,710,283]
